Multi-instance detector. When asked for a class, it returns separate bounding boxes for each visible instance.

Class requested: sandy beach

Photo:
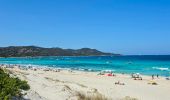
[2,65,169,100]
[1,0,169,99]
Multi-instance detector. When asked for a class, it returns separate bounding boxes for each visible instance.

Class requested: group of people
[131,73,143,80]
[152,74,159,80]
[131,73,160,80]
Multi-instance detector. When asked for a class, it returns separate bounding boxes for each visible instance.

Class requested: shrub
[0,68,30,99]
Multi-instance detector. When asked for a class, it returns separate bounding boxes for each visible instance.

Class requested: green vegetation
[0,46,118,57]
[0,68,30,99]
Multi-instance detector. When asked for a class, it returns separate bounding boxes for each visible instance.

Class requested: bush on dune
[0,68,30,99]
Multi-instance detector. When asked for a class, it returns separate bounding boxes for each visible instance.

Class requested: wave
[75,68,96,72]
[152,67,169,71]
[101,69,116,73]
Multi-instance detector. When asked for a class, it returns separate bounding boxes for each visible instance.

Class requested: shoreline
[0,63,169,78]
[1,64,170,100]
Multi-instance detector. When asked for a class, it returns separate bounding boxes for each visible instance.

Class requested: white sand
[7,67,170,100]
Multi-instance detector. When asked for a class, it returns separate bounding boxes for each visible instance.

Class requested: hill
[0,46,119,57]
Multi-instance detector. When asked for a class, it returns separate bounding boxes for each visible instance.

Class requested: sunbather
[115,81,125,85]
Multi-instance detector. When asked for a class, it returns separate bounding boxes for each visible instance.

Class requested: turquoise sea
[0,55,170,76]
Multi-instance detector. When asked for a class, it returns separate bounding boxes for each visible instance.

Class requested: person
[157,74,159,78]
[115,81,120,85]
[152,74,154,80]
[115,81,125,85]
[139,77,142,80]
[131,73,134,78]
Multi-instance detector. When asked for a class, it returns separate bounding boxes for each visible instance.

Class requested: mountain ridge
[0,46,120,57]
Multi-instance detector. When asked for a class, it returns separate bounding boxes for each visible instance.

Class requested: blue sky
[0,0,170,55]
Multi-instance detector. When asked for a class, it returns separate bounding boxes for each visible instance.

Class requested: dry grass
[76,91,109,100]
[44,77,60,82]
[63,85,72,90]
[76,83,88,88]
[4,68,13,74]
[121,96,138,100]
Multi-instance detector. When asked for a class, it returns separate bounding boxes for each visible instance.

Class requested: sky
[0,0,170,55]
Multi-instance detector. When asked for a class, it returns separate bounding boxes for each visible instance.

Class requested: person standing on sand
[157,74,159,78]
[152,75,154,80]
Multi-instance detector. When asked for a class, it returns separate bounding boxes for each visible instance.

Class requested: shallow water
[0,55,170,76]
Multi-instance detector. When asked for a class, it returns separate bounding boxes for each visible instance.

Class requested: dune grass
[121,96,138,100]
[76,91,109,100]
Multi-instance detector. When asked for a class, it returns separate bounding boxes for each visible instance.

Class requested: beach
[2,65,170,100]
[1,0,169,99]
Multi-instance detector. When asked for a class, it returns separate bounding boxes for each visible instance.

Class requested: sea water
[0,55,170,76]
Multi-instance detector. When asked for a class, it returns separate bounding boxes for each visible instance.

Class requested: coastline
[1,64,170,100]
[0,63,168,78]
[1,55,170,77]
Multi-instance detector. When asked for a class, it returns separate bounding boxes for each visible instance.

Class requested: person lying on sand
[148,80,158,85]
[115,81,125,85]
[134,77,142,80]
